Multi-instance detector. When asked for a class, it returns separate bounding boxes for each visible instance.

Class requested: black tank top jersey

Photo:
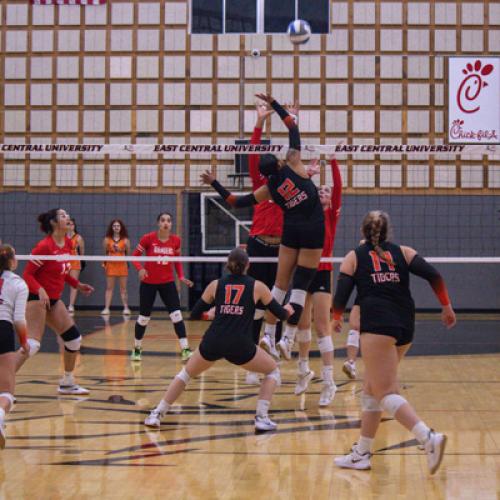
[205,274,256,338]
[267,165,324,225]
[354,241,414,316]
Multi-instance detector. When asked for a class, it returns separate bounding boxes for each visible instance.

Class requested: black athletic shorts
[0,320,16,355]
[246,235,280,290]
[139,281,181,316]
[307,270,331,294]
[28,293,59,307]
[360,298,415,347]
[281,221,325,250]
[198,332,257,365]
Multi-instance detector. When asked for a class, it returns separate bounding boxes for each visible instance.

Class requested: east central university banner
[448,57,500,145]
[30,1,106,5]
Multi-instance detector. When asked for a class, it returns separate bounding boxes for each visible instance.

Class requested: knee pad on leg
[317,335,333,354]
[361,392,382,412]
[292,266,317,291]
[380,394,407,417]
[27,338,41,357]
[137,315,150,327]
[169,310,183,323]
[61,326,81,352]
[175,367,191,385]
[0,392,15,410]
[296,328,312,343]
[265,367,281,386]
[254,309,265,320]
[271,286,287,305]
[347,329,360,348]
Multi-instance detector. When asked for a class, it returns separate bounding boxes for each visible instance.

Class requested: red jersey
[318,159,343,271]
[132,232,184,284]
[24,235,80,300]
[248,127,284,237]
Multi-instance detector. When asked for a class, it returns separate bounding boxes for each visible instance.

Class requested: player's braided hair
[227,247,249,275]
[362,211,395,267]
[0,244,15,274]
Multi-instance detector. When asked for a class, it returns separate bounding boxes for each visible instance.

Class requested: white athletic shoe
[245,371,261,385]
[123,307,131,315]
[58,383,90,395]
[144,409,164,429]
[334,444,371,470]
[67,305,74,315]
[101,308,110,315]
[319,383,337,407]
[254,415,277,433]
[342,360,357,379]
[277,336,294,361]
[424,430,447,474]
[259,335,280,360]
[294,370,315,396]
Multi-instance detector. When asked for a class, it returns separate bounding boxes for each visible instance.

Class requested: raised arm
[255,93,300,151]
[200,170,271,207]
[249,103,274,189]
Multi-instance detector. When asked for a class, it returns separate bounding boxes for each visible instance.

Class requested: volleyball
[287,19,311,45]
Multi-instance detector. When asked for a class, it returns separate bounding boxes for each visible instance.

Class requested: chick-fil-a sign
[448,57,500,144]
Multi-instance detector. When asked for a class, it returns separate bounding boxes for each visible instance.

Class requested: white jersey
[0,270,28,324]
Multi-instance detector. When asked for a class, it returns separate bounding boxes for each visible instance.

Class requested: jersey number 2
[369,251,395,271]
[277,178,300,201]
[224,285,245,305]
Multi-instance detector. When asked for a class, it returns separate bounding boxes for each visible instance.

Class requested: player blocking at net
[204,93,325,361]
[144,247,293,432]
[332,211,456,474]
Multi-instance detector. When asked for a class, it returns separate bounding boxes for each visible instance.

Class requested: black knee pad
[293,265,317,291]
[61,325,81,352]
[287,304,304,326]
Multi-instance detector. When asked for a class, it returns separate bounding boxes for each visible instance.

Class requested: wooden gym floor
[1,313,499,499]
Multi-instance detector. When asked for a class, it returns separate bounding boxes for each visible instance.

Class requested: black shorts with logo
[307,270,331,294]
[198,331,257,366]
[28,293,59,307]
[246,235,280,290]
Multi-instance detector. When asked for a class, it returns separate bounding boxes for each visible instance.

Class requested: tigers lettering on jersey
[220,284,246,315]
[277,178,309,209]
[369,251,400,283]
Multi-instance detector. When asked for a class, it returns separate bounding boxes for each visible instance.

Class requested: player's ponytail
[0,244,15,275]
[226,247,249,275]
[362,211,395,267]
[38,208,60,234]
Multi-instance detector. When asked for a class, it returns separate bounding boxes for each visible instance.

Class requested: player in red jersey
[16,209,94,395]
[131,212,193,362]
[291,157,342,406]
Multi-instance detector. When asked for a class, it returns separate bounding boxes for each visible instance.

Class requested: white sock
[284,324,297,341]
[256,399,270,418]
[0,407,5,422]
[134,339,142,349]
[298,358,309,375]
[179,338,189,350]
[264,323,276,341]
[322,365,334,385]
[356,435,374,455]
[157,399,171,415]
[63,371,74,381]
[412,421,431,444]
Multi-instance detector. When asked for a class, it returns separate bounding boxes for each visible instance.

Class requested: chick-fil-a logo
[449,119,498,141]
[456,60,494,114]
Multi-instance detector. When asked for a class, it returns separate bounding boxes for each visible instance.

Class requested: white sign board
[448,57,500,144]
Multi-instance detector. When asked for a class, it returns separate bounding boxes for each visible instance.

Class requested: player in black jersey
[203,93,324,363]
[331,211,456,474]
[144,248,293,433]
